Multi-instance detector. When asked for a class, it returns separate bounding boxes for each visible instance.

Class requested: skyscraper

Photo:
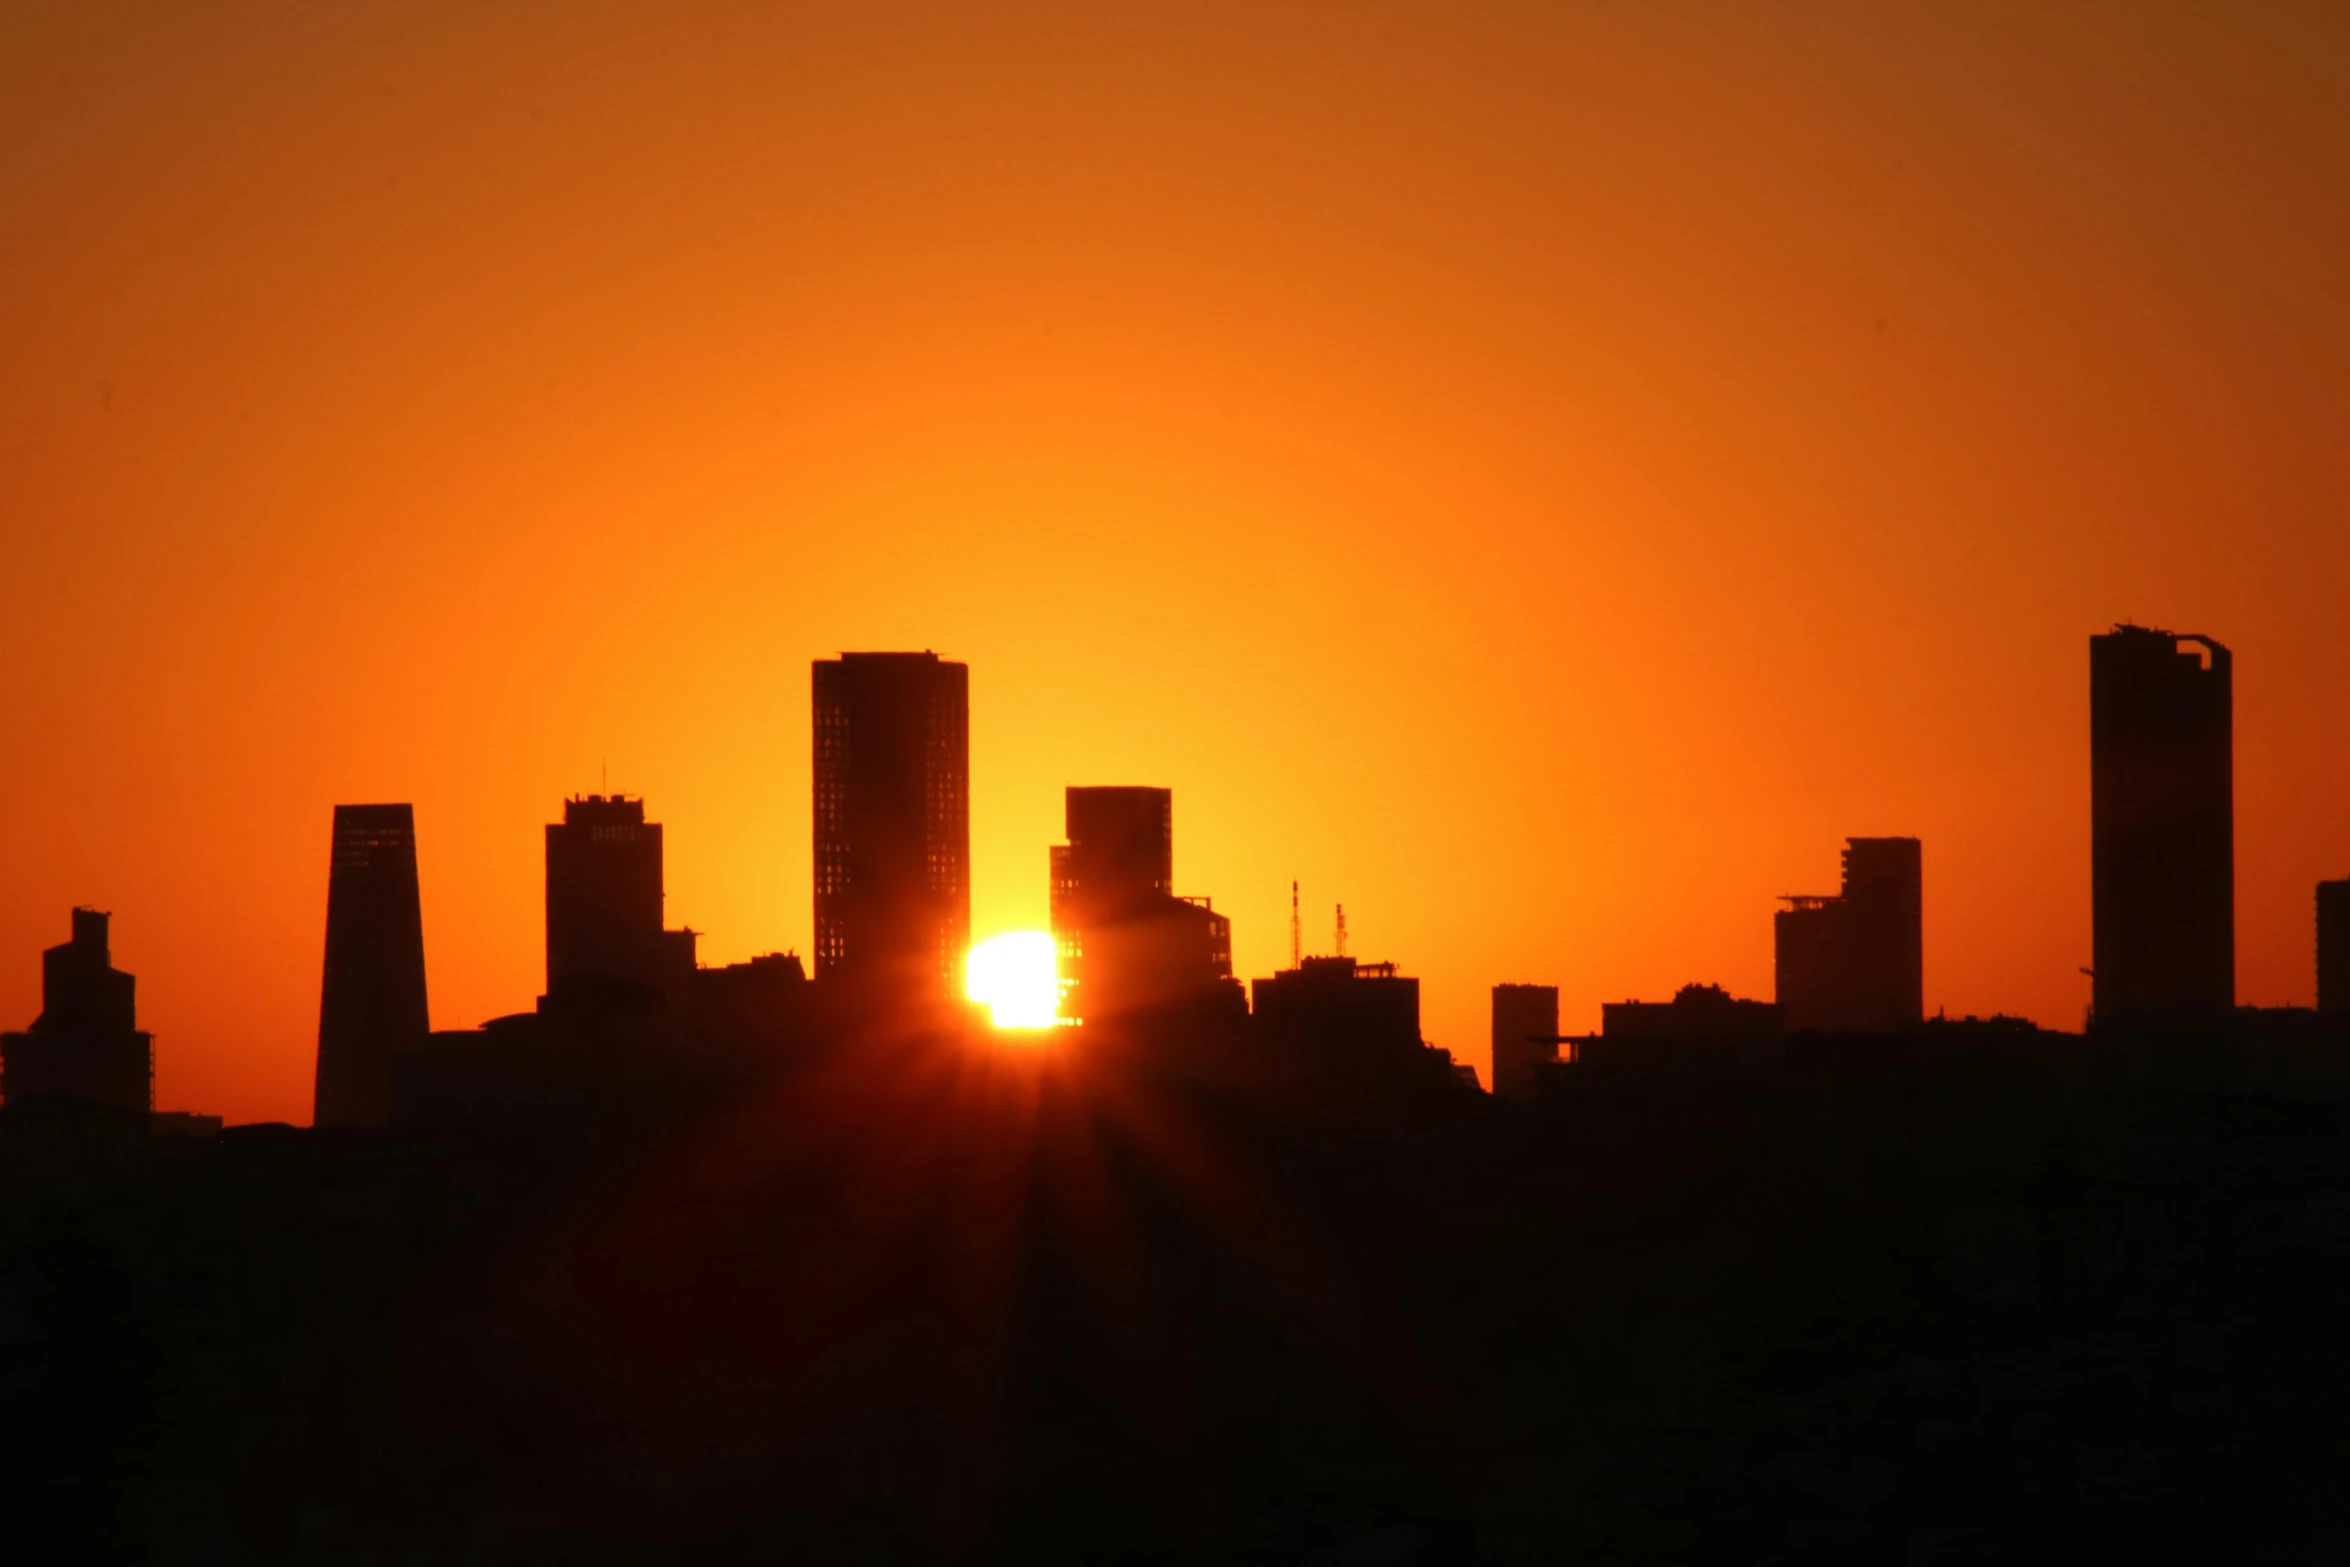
[2320,879,2350,1017]
[1774,836,1924,1034]
[315,804,429,1126]
[1490,983,1559,1101]
[812,652,970,993]
[544,794,696,1011]
[1054,787,1172,931]
[2090,626,2234,1025]
[2,908,153,1113]
[1049,786,1233,1022]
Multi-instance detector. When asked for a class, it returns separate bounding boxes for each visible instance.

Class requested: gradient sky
[6,2,2349,1124]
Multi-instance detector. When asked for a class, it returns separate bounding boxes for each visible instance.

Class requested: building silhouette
[1049,786,1234,1022]
[315,804,430,1127]
[1253,956,1435,1072]
[2321,879,2350,1016]
[545,794,696,1012]
[812,652,970,994]
[1595,983,1779,1052]
[2,908,153,1113]
[1490,984,1559,1101]
[690,951,810,1038]
[2090,625,2234,1025]
[1774,837,1923,1034]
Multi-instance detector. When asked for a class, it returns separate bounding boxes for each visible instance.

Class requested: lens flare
[964,932,1061,1030]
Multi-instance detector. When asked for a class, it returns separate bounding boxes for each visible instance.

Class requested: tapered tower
[315,804,429,1126]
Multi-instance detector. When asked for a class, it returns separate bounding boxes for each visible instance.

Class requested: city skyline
[8,6,2350,1127]
[10,624,2348,1125]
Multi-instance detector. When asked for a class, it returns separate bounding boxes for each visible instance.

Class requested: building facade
[2090,626,2234,1025]
[1049,786,1233,1022]
[1774,836,1924,1034]
[545,794,696,1011]
[2321,879,2350,1017]
[2,908,153,1113]
[1490,984,1559,1100]
[315,803,430,1126]
[812,652,971,993]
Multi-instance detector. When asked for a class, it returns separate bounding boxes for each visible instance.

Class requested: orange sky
[5,2,2349,1124]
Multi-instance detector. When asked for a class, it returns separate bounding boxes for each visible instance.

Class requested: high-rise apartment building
[1049,786,1233,1022]
[2320,879,2350,1017]
[1774,836,1924,1034]
[315,804,429,1126]
[2090,626,2234,1025]
[1053,787,1173,933]
[1490,984,1559,1101]
[812,652,970,993]
[2,908,153,1113]
[545,794,696,1010]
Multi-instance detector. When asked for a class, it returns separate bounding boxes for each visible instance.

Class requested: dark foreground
[7,1021,2350,1563]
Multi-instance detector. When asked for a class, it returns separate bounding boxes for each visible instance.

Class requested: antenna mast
[1290,881,1301,968]
[1334,903,1347,958]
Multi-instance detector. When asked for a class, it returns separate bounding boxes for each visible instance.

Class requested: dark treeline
[7,1009,2350,1563]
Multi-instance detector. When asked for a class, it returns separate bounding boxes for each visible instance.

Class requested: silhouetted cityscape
[7,625,2350,1561]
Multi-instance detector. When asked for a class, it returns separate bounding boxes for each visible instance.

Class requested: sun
[964,932,1062,1030]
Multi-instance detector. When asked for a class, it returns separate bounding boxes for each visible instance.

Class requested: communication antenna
[1334,903,1348,958]
[1290,881,1301,968]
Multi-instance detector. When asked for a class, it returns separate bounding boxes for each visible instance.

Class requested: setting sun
[964,932,1062,1030]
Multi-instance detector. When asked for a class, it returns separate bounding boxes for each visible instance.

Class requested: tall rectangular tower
[2320,879,2350,1017]
[1053,787,1172,940]
[812,652,970,993]
[1490,983,1559,1100]
[2090,626,2234,1025]
[545,794,695,1009]
[315,804,429,1126]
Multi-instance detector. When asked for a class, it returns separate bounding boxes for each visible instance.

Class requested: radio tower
[1334,903,1348,958]
[1289,881,1301,968]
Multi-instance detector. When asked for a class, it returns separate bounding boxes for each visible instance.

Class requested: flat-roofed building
[1490,984,1559,1100]
[2091,625,2234,1025]
[316,803,430,1126]
[813,652,971,996]
[2320,879,2350,1016]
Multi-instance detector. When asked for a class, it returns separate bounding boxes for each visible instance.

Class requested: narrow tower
[812,651,971,994]
[316,804,429,1126]
[2320,879,2350,1017]
[2089,626,2234,1025]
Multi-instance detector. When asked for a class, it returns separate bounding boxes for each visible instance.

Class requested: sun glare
[965,932,1062,1030]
